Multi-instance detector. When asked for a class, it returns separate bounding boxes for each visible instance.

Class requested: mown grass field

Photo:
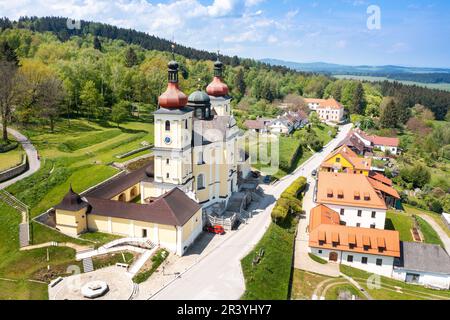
[340,265,450,300]
[385,210,445,246]
[0,115,155,299]
[0,147,24,172]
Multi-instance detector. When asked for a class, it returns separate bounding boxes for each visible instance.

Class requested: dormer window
[337,190,344,199]
[364,192,370,201]
[354,191,360,200]
[327,189,333,198]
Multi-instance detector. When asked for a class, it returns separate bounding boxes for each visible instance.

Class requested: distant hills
[260,59,450,84]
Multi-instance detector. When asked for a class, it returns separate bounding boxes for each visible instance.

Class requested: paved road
[150,124,353,300]
[0,126,41,190]
[417,214,450,253]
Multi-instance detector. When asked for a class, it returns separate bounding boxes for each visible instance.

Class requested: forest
[0,16,450,145]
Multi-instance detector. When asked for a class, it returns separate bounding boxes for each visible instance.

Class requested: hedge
[0,142,19,153]
[271,176,307,224]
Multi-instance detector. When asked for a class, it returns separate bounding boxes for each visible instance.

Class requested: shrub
[0,141,18,153]
[271,177,307,224]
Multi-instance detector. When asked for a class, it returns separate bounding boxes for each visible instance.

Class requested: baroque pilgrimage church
[54,57,251,256]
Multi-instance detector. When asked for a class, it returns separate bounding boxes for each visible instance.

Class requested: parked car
[263,175,271,184]
[204,225,225,235]
[251,171,260,178]
[312,169,317,177]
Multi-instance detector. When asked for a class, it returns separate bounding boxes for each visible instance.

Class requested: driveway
[147,124,353,300]
[0,126,41,189]
[294,177,340,277]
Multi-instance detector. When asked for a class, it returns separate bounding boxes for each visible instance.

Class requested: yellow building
[54,57,251,256]
[55,186,202,256]
[320,145,372,176]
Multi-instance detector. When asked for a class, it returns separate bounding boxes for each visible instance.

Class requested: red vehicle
[204,225,225,235]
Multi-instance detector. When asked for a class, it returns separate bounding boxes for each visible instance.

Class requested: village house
[392,242,450,290]
[268,116,294,135]
[320,145,372,176]
[243,118,272,133]
[353,128,400,156]
[337,130,374,156]
[315,171,388,229]
[54,57,252,256]
[305,98,345,123]
[308,204,401,277]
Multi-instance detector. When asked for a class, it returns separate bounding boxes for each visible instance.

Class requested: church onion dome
[206,77,229,97]
[206,58,229,97]
[188,90,211,106]
[158,60,188,108]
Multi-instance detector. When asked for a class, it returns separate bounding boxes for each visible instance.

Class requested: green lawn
[92,252,135,270]
[416,216,444,247]
[341,265,450,300]
[386,210,446,247]
[0,143,24,172]
[290,269,364,300]
[308,253,328,264]
[241,219,298,300]
[404,204,450,238]
[0,117,155,299]
[385,211,414,241]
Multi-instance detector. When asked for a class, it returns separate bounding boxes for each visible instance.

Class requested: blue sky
[1,0,449,67]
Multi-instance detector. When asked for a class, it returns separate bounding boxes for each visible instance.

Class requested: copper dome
[206,77,229,97]
[158,60,188,108]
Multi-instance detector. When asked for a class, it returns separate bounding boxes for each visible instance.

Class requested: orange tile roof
[368,177,400,199]
[309,204,341,230]
[322,145,372,171]
[369,172,393,186]
[305,98,344,110]
[317,172,387,209]
[309,205,400,257]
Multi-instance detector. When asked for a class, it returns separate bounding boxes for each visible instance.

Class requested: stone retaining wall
[0,154,28,183]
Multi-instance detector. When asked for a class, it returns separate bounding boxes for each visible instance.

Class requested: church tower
[206,57,231,116]
[152,60,194,197]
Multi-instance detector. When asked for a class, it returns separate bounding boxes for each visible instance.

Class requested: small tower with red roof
[206,53,231,116]
[152,53,194,196]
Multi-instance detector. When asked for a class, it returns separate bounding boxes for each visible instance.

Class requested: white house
[305,98,345,123]
[308,205,400,277]
[353,128,400,156]
[315,172,388,229]
[392,242,450,290]
[268,116,294,135]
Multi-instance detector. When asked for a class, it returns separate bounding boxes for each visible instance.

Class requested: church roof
[55,186,89,211]
[85,188,201,226]
[85,162,153,200]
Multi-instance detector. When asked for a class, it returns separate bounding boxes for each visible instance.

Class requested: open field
[334,75,450,92]
[340,265,450,300]
[385,210,444,246]
[290,269,365,300]
[0,117,154,299]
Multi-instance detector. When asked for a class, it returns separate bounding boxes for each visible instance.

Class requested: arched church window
[197,174,205,190]
[165,121,171,131]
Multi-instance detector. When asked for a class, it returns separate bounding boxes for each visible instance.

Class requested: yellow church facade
[54,57,250,256]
